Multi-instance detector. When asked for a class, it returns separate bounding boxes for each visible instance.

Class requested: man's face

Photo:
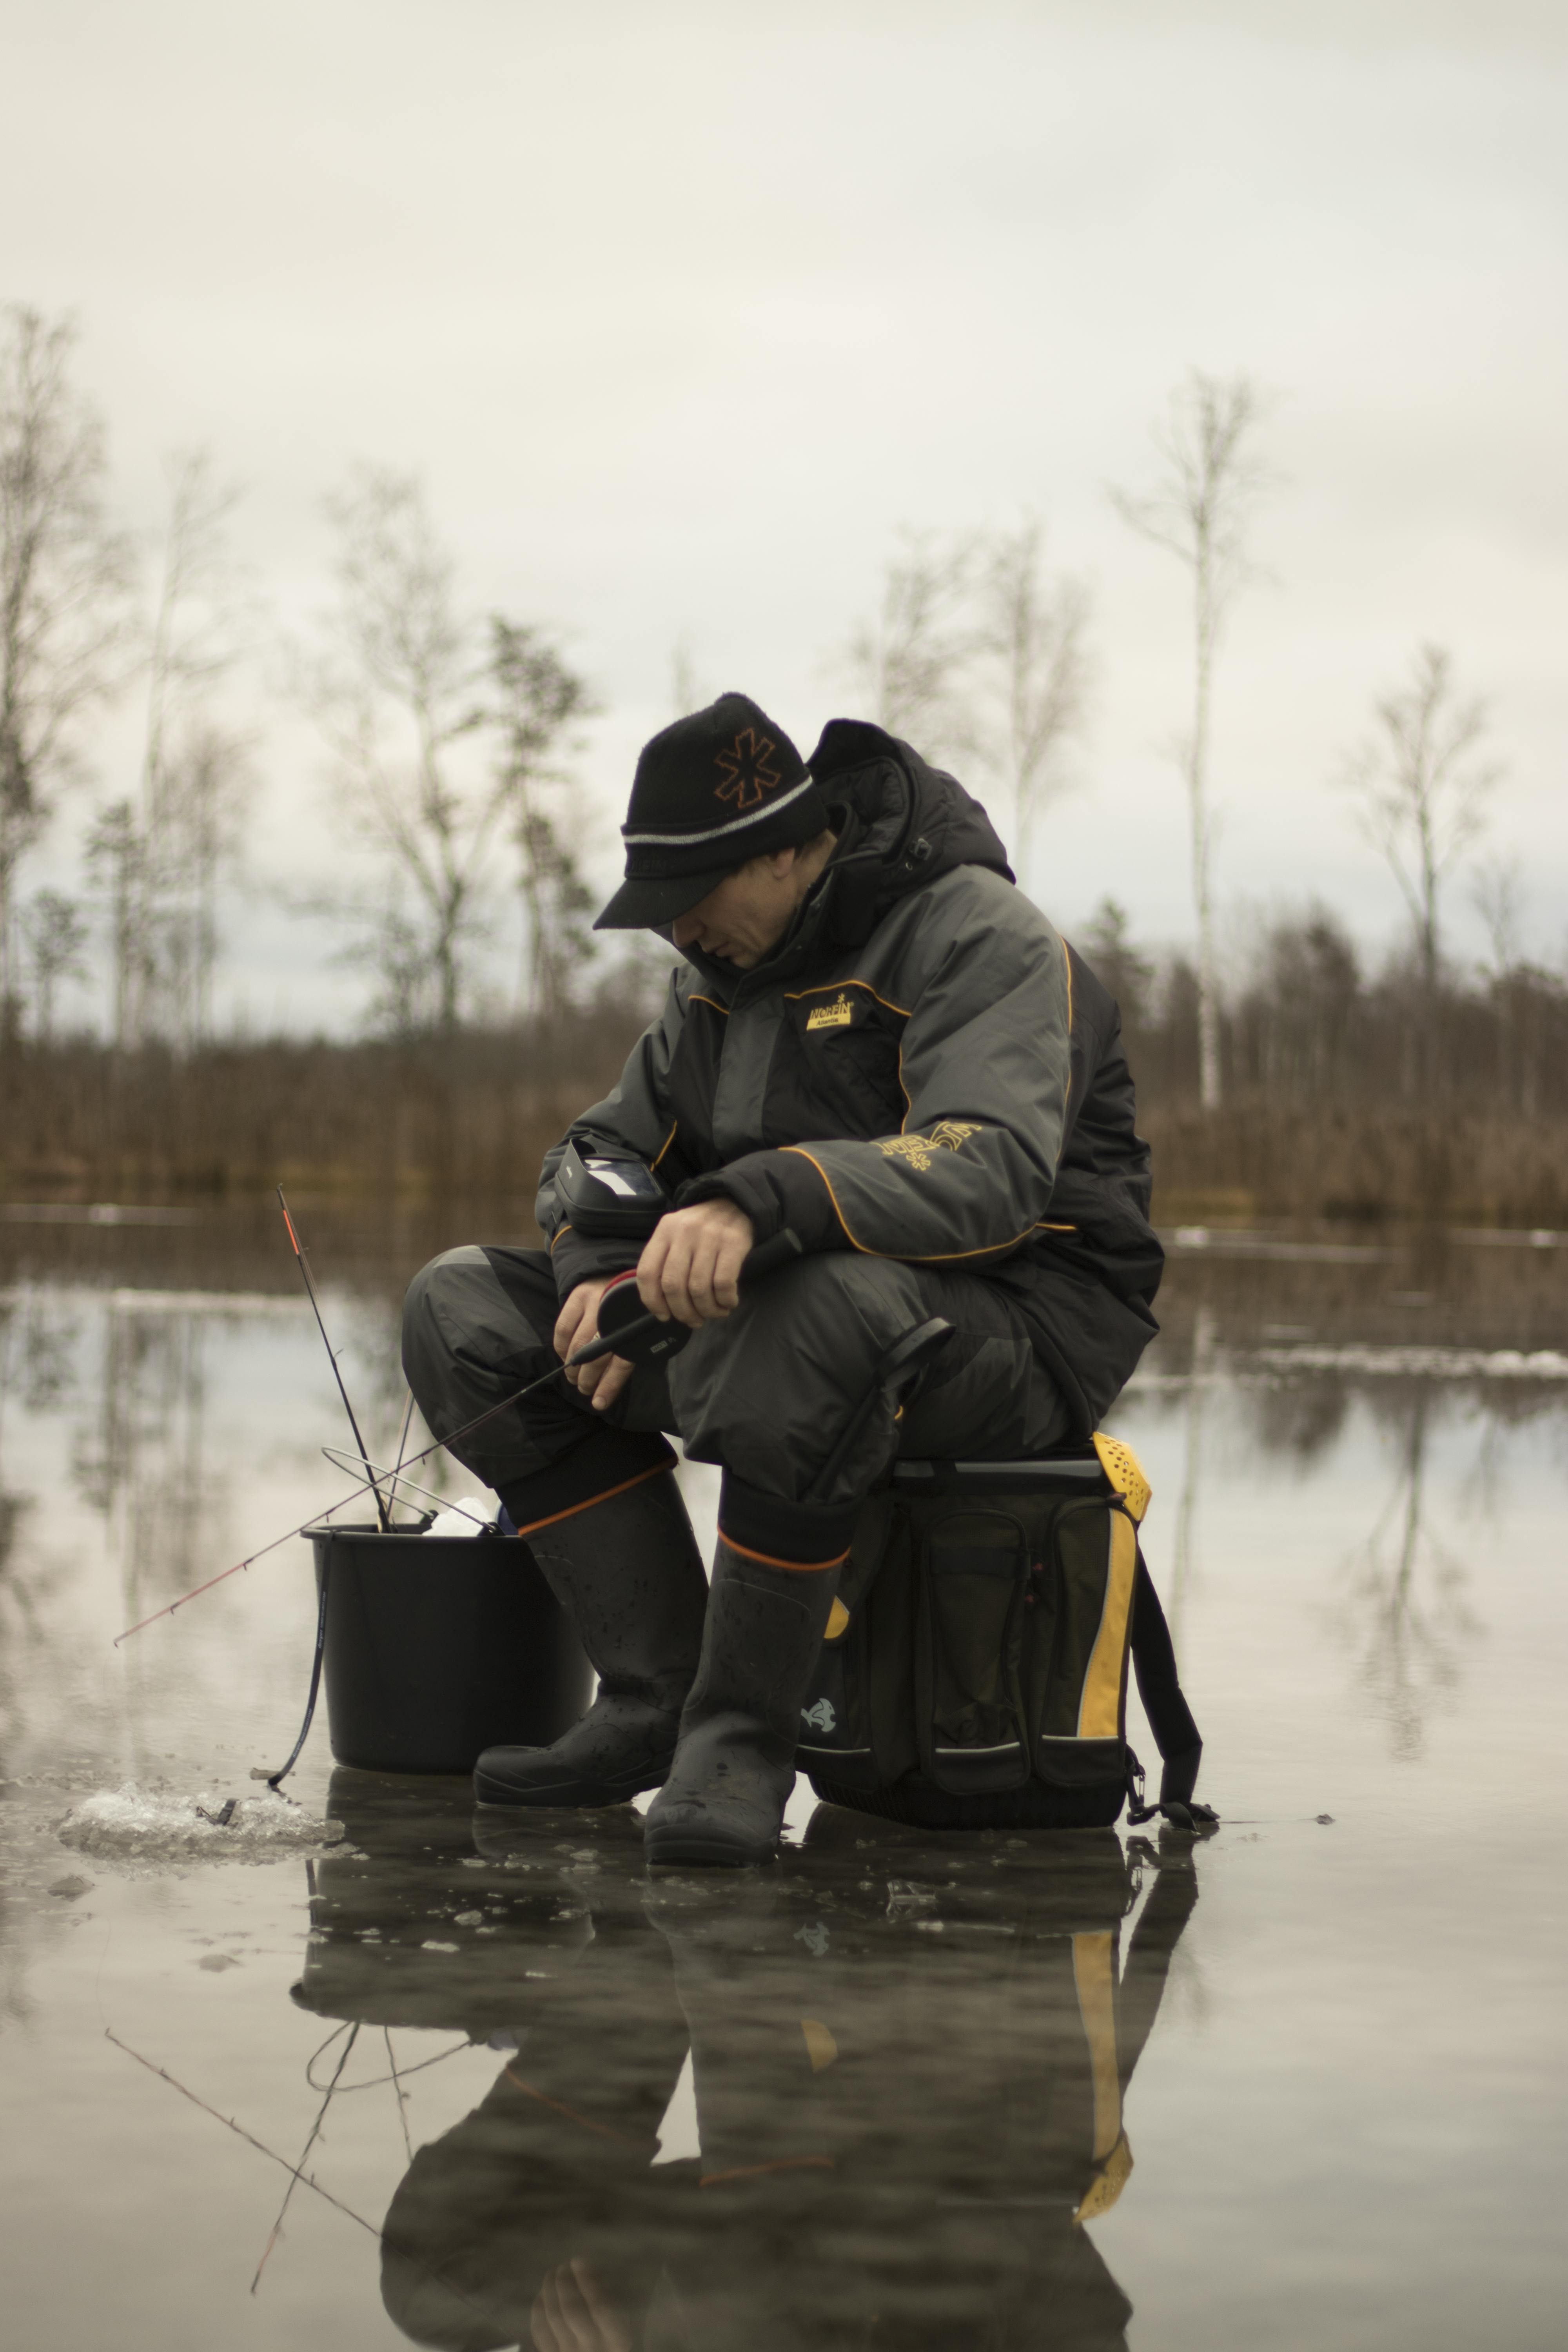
[671,847,814,968]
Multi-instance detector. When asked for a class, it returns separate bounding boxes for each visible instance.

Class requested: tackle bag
[798,1434,1211,1831]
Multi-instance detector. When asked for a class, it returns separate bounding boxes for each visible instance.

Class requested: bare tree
[846,529,980,759]
[488,619,598,1019]
[311,470,505,1034]
[1113,371,1272,1111]
[105,450,252,1049]
[983,517,1090,884]
[22,887,89,1040]
[0,307,136,1026]
[160,717,252,1044]
[1342,643,1500,999]
[84,798,143,1045]
[1471,856,1526,1112]
[1079,896,1156,1030]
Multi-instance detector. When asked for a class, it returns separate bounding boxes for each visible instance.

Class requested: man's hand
[530,2257,632,2352]
[554,1277,635,1414]
[636,1198,755,1328]
[553,1199,755,1414]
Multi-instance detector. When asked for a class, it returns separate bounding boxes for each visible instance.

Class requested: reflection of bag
[799,1435,1205,1829]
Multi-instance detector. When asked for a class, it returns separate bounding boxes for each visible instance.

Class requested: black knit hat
[594,692,829,931]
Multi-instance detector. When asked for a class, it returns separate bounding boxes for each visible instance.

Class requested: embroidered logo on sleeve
[806,993,855,1032]
[875,1120,981,1172]
[713,728,781,811]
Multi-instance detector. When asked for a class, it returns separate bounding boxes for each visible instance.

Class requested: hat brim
[593,864,735,931]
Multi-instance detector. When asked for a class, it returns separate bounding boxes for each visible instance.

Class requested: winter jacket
[538,721,1163,1434]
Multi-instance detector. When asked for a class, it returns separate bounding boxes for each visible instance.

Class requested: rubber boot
[474,1470,709,1808]
[643,1540,841,1867]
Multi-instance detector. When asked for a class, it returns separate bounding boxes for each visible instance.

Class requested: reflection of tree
[1338,1385,1480,1761]
[1250,1373,1348,1466]
[0,1296,82,1763]
[71,1302,218,1630]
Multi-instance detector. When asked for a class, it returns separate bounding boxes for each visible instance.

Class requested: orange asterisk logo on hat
[713,728,781,811]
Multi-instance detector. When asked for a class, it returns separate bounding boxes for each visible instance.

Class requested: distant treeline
[4,898,1566,1228]
[1086,899,1568,1225]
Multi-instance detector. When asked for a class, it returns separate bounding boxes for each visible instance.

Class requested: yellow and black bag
[798,1436,1212,1831]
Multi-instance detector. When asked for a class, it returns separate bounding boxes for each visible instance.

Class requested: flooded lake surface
[3,1203,1566,2349]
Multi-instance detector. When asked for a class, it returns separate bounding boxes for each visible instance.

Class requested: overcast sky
[5,0,1565,1033]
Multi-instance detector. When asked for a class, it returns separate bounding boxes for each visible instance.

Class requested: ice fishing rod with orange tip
[112,1226,805,1648]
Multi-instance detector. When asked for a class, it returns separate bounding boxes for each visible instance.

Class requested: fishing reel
[595,1269,695,1365]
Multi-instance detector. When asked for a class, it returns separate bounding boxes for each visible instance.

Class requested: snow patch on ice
[57,1782,343,1865]
[422,1497,495,1537]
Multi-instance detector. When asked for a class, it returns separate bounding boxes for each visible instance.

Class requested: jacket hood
[809,719,1014,946]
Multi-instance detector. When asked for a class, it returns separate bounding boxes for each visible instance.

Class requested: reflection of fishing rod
[105,2028,504,2326]
[113,1228,805,1646]
[278,1187,391,1533]
[252,2022,360,2292]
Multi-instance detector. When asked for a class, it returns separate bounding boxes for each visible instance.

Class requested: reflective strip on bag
[1076,1510,1138,1741]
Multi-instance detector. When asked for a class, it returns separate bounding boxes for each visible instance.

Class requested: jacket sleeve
[537,974,686,1298]
[684,889,1073,1265]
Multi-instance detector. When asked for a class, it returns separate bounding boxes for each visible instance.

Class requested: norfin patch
[875,1120,980,1172]
[806,994,855,1031]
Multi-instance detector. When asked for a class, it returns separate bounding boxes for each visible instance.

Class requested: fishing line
[305,2020,473,2094]
[319,1447,493,1527]
[391,1387,417,1490]
[386,2028,414,2165]
[113,1356,585,1643]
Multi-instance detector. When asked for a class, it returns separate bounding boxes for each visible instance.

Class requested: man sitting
[402,693,1162,1866]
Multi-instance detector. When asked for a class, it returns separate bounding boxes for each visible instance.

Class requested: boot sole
[474,1765,668,1809]
[643,1822,774,1868]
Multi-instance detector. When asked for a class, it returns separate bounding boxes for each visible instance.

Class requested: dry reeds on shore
[5,907,1568,1229]
[0,1021,635,1204]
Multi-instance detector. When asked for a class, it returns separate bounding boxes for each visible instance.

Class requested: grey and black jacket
[540,721,1163,1434]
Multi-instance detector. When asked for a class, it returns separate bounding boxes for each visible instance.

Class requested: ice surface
[56,1782,343,1865]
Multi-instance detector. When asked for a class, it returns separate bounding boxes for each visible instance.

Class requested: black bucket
[308,1524,592,1773]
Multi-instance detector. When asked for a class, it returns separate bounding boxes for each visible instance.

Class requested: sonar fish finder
[555,1142,671,1240]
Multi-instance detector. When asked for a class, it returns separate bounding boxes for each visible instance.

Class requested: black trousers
[401,1245,1070,1527]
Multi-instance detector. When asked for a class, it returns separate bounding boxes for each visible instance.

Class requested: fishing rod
[278,1187,391,1532]
[113,1229,805,1647]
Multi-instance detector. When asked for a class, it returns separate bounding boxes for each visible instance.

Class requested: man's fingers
[572,2259,633,2352]
[635,1226,673,1319]
[712,1230,747,1312]
[590,1354,634,1412]
[530,2279,562,2352]
[534,2263,596,2352]
[684,1232,724,1322]
[657,1230,701,1328]
[554,1280,606,1365]
[635,1204,755,1327]
[566,1349,605,1396]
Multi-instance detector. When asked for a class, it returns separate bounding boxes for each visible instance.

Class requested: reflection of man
[403,694,1162,1865]
[379,1821,1201,2352]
